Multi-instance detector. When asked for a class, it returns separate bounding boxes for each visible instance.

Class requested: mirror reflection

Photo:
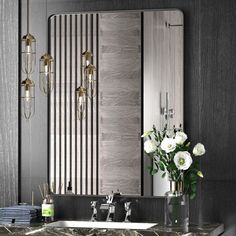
[49,10,183,196]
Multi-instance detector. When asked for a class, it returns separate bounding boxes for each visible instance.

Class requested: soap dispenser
[66,181,74,194]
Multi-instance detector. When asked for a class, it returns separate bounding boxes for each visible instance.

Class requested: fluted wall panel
[49,14,98,195]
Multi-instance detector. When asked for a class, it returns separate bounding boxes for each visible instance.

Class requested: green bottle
[42,194,54,223]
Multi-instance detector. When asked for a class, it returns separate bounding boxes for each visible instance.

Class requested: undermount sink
[46,220,157,230]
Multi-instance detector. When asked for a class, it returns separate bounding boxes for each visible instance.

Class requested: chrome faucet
[99,191,121,222]
[124,202,131,222]
[90,201,97,221]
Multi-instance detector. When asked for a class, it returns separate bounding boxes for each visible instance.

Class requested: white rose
[174,151,193,170]
[193,143,206,156]
[160,138,176,153]
[175,131,188,145]
[144,140,157,153]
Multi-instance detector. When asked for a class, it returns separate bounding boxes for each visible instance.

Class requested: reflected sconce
[76,51,97,120]
[82,50,92,66]
[39,53,54,94]
[21,0,36,120]
[76,86,86,120]
[84,64,96,98]
[82,51,96,98]
[21,78,35,120]
[160,92,174,130]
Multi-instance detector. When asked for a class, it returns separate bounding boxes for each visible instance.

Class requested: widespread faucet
[99,191,121,222]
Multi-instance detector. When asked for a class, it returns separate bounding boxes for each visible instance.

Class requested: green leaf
[190,173,197,181]
[191,184,197,192]
[151,168,158,175]
[147,166,153,175]
[141,130,153,138]
[158,161,165,171]
[160,150,166,155]
[197,171,204,178]
[190,192,196,200]
[185,142,190,148]
[162,172,166,178]
[191,180,197,185]
[154,162,159,170]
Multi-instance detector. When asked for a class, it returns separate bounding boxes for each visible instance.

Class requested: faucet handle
[124,202,132,222]
[90,201,97,221]
[124,202,131,211]
[106,191,114,204]
[91,201,97,208]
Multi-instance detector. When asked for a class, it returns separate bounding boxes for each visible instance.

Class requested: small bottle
[42,194,54,223]
[66,181,74,194]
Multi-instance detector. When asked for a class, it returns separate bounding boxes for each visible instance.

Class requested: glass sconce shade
[21,33,36,74]
[39,53,54,94]
[76,86,86,120]
[84,64,96,98]
[21,78,35,120]
[82,50,92,66]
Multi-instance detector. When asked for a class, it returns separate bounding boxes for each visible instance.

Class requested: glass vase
[164,180,189,228]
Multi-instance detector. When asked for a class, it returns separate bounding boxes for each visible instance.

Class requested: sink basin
[46,220,157,230]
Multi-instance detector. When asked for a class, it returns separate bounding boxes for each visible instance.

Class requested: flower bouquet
[142,125,205,199]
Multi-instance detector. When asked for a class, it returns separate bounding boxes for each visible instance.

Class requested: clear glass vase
[164,180,189,228]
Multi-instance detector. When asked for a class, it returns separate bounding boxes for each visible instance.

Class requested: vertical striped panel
[49,14,98,195]
[0,0,18,207]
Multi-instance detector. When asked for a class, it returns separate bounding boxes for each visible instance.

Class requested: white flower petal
[160,138,176,153]
[144,140,157,153]
[193,143,206,156]
[174,151,192,170]
[174,131,188,145]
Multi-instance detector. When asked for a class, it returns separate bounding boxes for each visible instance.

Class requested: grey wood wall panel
[98,12,141,195]
[0,0,18,207]
[143,10,183,196]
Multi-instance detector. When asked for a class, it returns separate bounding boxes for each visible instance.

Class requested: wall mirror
[49,10,183,196]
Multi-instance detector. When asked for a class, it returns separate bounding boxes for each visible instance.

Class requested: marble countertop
[0,223,224,235]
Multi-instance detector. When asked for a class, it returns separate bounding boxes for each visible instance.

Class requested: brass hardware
[82,50,93,65]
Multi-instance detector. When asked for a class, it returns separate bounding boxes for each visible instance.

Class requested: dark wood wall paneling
[20,0,236,234]
[53,194,165,223]
[0,0,18,207]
